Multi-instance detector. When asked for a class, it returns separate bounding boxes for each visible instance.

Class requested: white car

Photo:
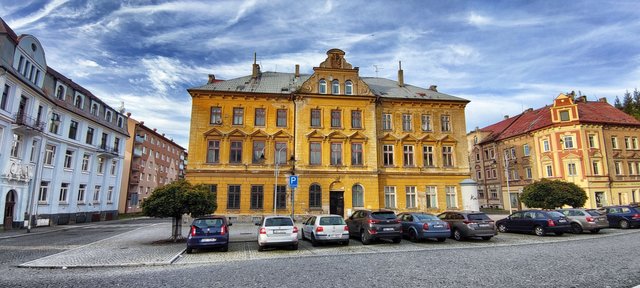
[256,216,298,251]
[301,215,349,246]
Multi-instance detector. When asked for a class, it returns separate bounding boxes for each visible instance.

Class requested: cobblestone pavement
[17,218,640,268]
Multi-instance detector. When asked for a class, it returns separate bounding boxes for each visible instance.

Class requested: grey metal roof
[191,72,310,94]
[362,77,468,102]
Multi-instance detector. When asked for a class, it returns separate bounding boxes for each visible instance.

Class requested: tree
[520,179,587,209]
[141,179,216,241]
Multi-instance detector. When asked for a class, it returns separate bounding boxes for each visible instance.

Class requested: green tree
[141,179,216,241]
[521,179,587,209]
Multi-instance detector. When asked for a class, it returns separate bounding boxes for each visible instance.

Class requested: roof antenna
[373,65,384,78]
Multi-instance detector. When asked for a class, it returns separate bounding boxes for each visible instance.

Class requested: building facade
[118,115,187,214]
[187,49,470,221]
[468,93,640,210]
[0,18,128,229]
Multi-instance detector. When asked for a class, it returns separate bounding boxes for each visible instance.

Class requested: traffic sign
[289,175,298,188]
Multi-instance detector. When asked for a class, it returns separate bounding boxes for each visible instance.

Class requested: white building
[0,18,129,230]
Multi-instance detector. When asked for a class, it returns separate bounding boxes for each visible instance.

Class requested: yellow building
[468,93,640,210]
[187,49,470,221]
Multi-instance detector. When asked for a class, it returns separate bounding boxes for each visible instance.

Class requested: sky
[2,0,640,149]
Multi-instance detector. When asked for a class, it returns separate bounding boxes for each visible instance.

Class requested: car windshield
[371,212,397,220]
[193,218,223,228]
[265,217,293,227]
[415,214,439,221]
[319,217,345,225]
[467,213,491,221]
[547,211,565,219]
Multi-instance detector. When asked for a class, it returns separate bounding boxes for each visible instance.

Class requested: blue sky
[2,0,640,149]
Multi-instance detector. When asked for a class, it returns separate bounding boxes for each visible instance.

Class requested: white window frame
[384,186,396,209]
[445,186,457,208]
[403,145,414,167]
[59,183,69,203]
[405,186,417,209]
[38,181,49,203]
[426,186,437,208]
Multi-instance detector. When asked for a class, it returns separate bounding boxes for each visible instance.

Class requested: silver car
[557,208,609,234]
[301,215,349,246]
[256,216,298,251]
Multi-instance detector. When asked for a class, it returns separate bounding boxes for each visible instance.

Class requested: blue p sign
[289,175,298,188]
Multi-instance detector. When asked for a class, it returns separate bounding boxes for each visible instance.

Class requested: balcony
[131,163,141,171]
[129,175,140,185]
[133,147,143,157]
[97,144,119,158]
[12,113,46,134]
[134,135,145,144]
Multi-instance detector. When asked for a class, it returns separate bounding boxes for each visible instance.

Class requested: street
[0,218,639,288]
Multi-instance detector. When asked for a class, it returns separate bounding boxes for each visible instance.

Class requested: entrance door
[330,191,344,217]
[4,190,16,230]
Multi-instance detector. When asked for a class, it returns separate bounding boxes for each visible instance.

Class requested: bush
[521,179,587,209]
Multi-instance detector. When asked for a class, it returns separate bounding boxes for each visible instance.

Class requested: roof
[362,77,468,102]
[0,17,18,43]
[190,72,310,94]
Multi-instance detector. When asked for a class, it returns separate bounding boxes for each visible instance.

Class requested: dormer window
[345,80,353,95]
[117,117,124,128]
[56,85,65,100]
[559,110,570,121]
[74,94,83,109]
[91,103,99,116]
[105,110,112,122]
[332,80,340,94]
[319,79,327,94]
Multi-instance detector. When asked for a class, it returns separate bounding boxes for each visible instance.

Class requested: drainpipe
[26,137,45,233]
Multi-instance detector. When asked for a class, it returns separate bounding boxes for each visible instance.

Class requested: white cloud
[7,0,70,30]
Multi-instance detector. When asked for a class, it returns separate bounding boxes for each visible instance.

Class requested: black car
[186,216,232,253]
[496,210,571,236]
[346,210,402,245]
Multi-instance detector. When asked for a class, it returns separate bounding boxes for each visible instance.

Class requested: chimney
[397,61,404,87]
[295,64,300,77]
[525,108,533,112]
[207,74,216,84]
[598,97,607,103]
[429,85,438,92]
[252,52,261,78]
[153,128,157,132]
[126,112,131,117]
[140,121,144,125]
[504,115,509,119]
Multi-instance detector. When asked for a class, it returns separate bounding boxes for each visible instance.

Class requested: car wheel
[186,248,193,254]
[453,229,463,241]
[257,245,264,252]
[437,238,446,242]
[310,234,318,247]
[571,223,583,234]
[619,220,630,229]
[497,224,507,233]
[392,237,402,244]
[534,225,546,236]
[221,245,228,252]
[555,232,564,236]
[590,229,600,234]
[360,230,371,245]
[291,243,298,250]
[481,236,492,241]
[408,229,418,242]
[301,229,306,240]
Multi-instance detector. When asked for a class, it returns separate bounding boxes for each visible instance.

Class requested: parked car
[603,205,640,229]
[557,208,609,234]
[397,212,450,242]
[437,211,497,241]
[496,210,571,236]
[256,216,298,251]
[186,216,232,253]
[346,210,402,245]
[301,214,349,246]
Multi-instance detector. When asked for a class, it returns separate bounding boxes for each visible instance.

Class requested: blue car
[603,205,640,229]
[186,216,232,253]
[398,212,450,242]
[496,210,571,236]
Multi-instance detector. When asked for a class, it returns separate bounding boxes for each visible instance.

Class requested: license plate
[273,230,286,234]
[201,238,216,242]
[433,224,444,228]
[479,224,490,227]
[383,228,394,231]
[558,219,566,223]
[330,234,341,238]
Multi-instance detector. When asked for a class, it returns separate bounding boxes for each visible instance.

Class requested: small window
[74,95,83,109]
[319,79,327,94]
[56,85,65,100]
[345,80,353,95]
[331,80,340,95]
[310,109,321,127]
[559,110,570,121]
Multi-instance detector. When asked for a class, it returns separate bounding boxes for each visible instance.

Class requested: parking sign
[289,175,298,188]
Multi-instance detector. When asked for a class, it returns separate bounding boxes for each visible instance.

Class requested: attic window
[31,43,37,51]
[417,93,426,97]
[281,87,289,92]
[559,110,570,121]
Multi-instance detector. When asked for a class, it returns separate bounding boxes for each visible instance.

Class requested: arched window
[75,95,83,109]
[117,117,123,128]
[309,184,321,208]
[318,79,327,94]
[56,85,65,100]
[352,184,364,207]
[91,103,99,116]
[105,111,112,122]
[345,80,353,95]
[331,80,340,95]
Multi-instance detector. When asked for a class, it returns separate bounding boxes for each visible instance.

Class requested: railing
[13,113,46,132]
[133,148,143,157]
[97,144,119,157]
[134,135,145,143]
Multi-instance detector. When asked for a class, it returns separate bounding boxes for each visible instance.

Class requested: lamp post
[274,146,286,215]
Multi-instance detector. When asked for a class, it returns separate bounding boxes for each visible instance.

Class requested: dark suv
[603,205,640,229]
[437,211,497,241]
[346,210,402,244]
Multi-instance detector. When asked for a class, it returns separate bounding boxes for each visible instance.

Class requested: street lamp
[274,146,286,215]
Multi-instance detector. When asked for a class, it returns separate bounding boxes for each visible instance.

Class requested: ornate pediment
[250,129,269,138]
[306,130,326,140]
[203,127,224,137]
[419,134,438,143]
[273,130,293,139]
[400,134,419,142]
[379,133,400,142]
[327,130,348,139]
[227,128,248,138]
[439,134,458,143]
[319,49,353,69]
[348,131,368,141]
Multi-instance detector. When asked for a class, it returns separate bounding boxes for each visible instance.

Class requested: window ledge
[37,201,48,205]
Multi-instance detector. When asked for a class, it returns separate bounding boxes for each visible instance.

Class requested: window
[82,154,91,172]
[100,133,108,149]
[543,139,550,152]
[254,108,265,126]
[233,108,244,125]
[311,109,321,127]
[93,185,101,203]
[275,185,286,209]
[382,113,392,130]
[91,103,99,116]
[510,147,516,159]
[405,186,417,208]
[250,185,263,210]
[64,150,74,169]
[559,110,570,121]
[39,181,49,202]
[331,80,340,94]
[525,167,532,179]
[86,127,94,145]
[614,161,622,175]
[206,140,220,163]
[319,79,327,94]
[445,186,457,208]
[545,165,553,177]
[210,107,222,124]
[75,95,83,109]
[592,161,600,175]
[114,137,120,153]
[111,159,118,175]
[308,142,322,165]
[331,110,341,128]
[229,141,243,163]
[1,84,9,110]
[384,186,396,208]
[59,183,69,203]
[49,113,60,134]
[383,145,394,166]
[421,114,431,131]
[67,120,78,140]
[352,184,364,207]
[107,186,114,203]
[403,145,414,167]
[402,114,412,131]
[628,162,636,175]
[426,186,437,208]
[78,184,86,203]
[442,146,453,167]
[633,137,639,150]
[611,137,619,149]
[523,144,530,156]
[491,189,498,199]
[309,184,321,208]
[56,85,65,100]
[330,143,342,165]
[44,144,56,165]
[563,136,574,149]
[227,185,241,209]
[275,142,287,164]
[29,140,37,162]
[441,115,451,132]
[588,134,597,148]
[567,163,577,176]
[351,110,362,128]
[117,117,123,128]
[105,110,112,122]
[97,157,105,174]
[252,141,265,163]
[276,109,287,127]
[10,134,22,158]
[351,143,363,165]
[345,80,353,95]
[625,137,632,149]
